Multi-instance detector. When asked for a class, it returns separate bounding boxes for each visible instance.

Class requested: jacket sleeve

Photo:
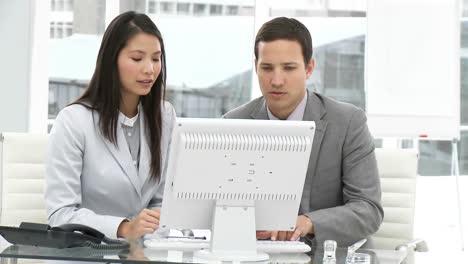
[44,107,126,239]
[305,108,384,246]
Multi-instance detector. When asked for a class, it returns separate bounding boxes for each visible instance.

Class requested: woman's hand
[117,208,161,239]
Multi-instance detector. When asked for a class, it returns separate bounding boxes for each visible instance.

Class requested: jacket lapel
[300,92,327,213]
[96,113,142,199]
[250,99,269,120]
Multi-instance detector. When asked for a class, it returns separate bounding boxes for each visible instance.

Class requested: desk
[0,238,415,264]
[1,235,466,264]
[1,239,467,264]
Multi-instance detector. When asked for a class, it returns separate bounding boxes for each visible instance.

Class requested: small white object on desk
[346,238,368,263]
[323,240,337,264]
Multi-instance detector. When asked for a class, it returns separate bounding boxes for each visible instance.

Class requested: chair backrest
[0,133,48,226]
[372,148,419,250]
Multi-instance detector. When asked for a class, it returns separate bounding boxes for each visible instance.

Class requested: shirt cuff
[101,216,128,239]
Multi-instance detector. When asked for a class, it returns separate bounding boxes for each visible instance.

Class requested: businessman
[223,17,383,247]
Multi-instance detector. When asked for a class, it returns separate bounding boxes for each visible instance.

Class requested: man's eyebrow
[282,62,299,66]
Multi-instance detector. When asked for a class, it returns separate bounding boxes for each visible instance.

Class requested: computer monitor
[159,118,315,261]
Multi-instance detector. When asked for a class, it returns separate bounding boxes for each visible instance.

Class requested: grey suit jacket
[45,102,176,239]
[223,92,383,247]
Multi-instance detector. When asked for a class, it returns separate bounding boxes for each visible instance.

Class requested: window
[57,27,63,39]
[50,23,55,38]
[277,10,367,112]
[419,140,452,175]
[209,4,223,15]
[461,22,468,126]
[457,139,466,173]
[160,2,174,13]
[56,22,64,38]
[314,35,365,110]
[148,0,157,14]
[47,0,107,118]
[65,22,73,37]
[463,0,468,17]
[64,0,73,11]
[56,0,64,11]
[240,6,254,16]
[46,0,466,176]
[48,0,255,120]
[177,2,190,15]
[226,5,239,15]
[48,81,86,119]
[193,4,206,16]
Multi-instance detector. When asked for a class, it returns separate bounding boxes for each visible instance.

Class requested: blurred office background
[0,0,467,252]
[45,0,468,177]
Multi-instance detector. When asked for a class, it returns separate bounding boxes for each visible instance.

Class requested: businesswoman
[45,11,176,239]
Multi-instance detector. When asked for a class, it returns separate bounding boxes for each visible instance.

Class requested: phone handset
[49,223,129,250]
[51,223,105,239]
[8,222,129,250]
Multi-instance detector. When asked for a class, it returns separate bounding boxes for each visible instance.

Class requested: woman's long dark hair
[72,11,167,182]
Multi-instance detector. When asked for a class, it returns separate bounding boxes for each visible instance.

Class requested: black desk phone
[0,222,129,249]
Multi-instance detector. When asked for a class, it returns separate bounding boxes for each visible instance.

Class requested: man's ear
[306,58,315,79]
[254,59,258,73]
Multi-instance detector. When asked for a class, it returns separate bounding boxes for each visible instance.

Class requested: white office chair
[0,132,48,226]
[372,148,427,253]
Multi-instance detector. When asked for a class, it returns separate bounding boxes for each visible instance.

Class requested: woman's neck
[120,95,139,118]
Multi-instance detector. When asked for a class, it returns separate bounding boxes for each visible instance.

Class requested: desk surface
[1,236,467,264]
[0,238,411,264]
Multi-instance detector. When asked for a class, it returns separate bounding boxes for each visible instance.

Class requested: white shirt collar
[118,104,140,127]
[267,92,308,121]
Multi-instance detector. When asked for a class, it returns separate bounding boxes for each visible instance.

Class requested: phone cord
[82,237,130,250]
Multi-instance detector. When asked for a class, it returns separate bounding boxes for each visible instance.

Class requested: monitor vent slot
[176,192,297,201]
[182,133,310,152]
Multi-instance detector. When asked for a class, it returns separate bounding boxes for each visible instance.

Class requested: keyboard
[144,237,311,253]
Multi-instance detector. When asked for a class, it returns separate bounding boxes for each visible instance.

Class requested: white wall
[0,0,49,133]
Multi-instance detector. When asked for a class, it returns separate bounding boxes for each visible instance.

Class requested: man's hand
[289,215,314,240]
[117,208,161,239]
[256,215,314,241]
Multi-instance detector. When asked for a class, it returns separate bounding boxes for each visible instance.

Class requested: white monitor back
[160,118,316,231]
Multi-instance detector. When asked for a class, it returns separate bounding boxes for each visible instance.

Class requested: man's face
[256,39,314,119]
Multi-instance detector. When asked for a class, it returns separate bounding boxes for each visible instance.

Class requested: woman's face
[117,32,162,99]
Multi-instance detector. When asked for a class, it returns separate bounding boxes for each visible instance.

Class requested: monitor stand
[193,200,269,262]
